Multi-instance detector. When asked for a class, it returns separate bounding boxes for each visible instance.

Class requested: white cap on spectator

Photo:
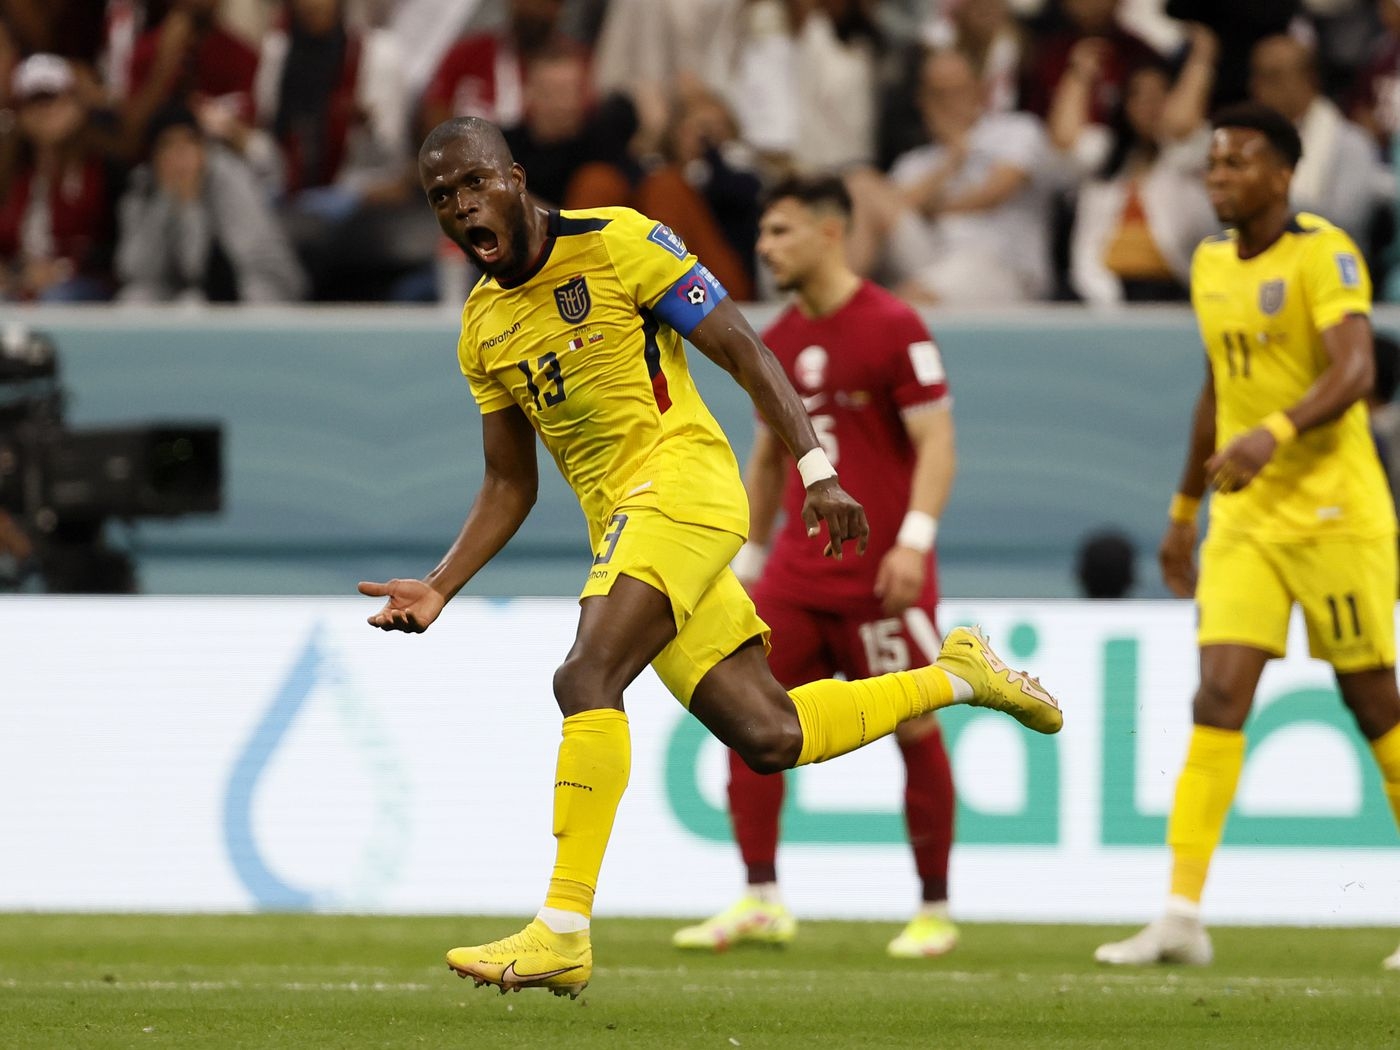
[12,54,75,101]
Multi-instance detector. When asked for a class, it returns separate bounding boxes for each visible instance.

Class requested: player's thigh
[1196,531,1292,658]
[1286,534,1398,674]
[580,504,740,631]
[751,588,836,690]
[652,566,772,707]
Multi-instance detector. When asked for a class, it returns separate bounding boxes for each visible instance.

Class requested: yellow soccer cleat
[446,918,591,998]
[672,896,798,951]
[937,625,1063,734]
[886,913,959,958]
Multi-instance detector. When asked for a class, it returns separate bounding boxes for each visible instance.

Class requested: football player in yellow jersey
[1096,103,1400,971]
[356,117,1063,997]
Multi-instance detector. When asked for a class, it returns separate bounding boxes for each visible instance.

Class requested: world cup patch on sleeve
[647,223,688,260]
[1335,252,1361,288]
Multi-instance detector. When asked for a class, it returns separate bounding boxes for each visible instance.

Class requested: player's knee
[552,656,614,716]
[732,716,803,774]
[1192,679,1248,731]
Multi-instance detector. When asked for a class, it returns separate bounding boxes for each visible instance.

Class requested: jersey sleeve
[1301,226,1372,332]
[456,321,515,414]
[601,209,728,334]
[888,311,951,411]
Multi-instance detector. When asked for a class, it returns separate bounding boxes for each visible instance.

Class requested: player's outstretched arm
[688,298,869,558]
[1161,362,1215,597]
[359,403,539,632]
[1207,314,1374,493]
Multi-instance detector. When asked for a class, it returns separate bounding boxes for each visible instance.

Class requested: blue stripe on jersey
[651,262,727,337]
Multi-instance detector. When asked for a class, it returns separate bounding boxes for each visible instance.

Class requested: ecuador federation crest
[1258,278,1285,316]
[554,276,592,324]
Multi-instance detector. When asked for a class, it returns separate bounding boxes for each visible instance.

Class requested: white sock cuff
[536,906,590,933]
[1165,894,1200,920]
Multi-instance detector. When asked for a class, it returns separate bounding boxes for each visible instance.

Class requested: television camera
[0,326,224,592]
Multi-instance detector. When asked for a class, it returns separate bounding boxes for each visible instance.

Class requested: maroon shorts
[751,585,942,690]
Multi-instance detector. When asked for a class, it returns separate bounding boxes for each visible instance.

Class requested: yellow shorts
[579,504,770,704]
[1197,530,1397,672]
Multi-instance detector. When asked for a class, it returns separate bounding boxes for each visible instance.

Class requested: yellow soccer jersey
[1190,212,1395,541]
[457,207,748,545]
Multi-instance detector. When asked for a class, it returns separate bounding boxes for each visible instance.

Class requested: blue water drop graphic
[223,624,411,910]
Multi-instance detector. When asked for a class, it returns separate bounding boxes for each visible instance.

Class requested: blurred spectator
[848,48,1055,305]
[229,0,433,301]
[1075,528,1138,598]
[729,0,885,174]
[1349,0,1400,147]
[1022,0,1164,125]
[1249,34,1388,243]
[570,77,762,299]
[418,0,577,139]
[877,0,1026,170]
[1370,331,1400,513]
[1165,0,1298,108]
[0,55,116,302]
[122,0,258,160]
[499,43,633,208]
[591,0,741,101]
[115,105,305,303]
[923,0,1026,113]
[1054,31,1219,304]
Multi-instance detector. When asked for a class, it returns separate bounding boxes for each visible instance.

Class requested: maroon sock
[900,728,955,903]
[727,748,785,886]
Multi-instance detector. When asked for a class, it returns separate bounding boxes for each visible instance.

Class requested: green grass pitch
[1,914,1397,1049]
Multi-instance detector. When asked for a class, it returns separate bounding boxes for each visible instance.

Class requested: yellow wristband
[1168,493,1201,524]
[1259,411,1297,445]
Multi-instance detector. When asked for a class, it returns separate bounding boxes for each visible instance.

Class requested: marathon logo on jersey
[647,223,688,260]
[1258,278,1285,316]
[554,276,592,324]
[479,320,521,352]
[1335,252,1361,288]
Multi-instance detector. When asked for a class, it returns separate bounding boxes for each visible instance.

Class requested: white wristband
[896,510,938,553]
[796,448,837,488]
[731,541,768,581]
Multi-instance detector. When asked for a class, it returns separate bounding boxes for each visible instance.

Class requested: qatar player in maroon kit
[673,175,960,958]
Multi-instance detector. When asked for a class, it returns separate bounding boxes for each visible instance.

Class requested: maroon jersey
[757,280,949,611]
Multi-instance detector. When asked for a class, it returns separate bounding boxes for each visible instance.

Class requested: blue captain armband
[651,263,728,337]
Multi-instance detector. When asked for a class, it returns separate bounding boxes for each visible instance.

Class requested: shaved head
[419,116,515,172]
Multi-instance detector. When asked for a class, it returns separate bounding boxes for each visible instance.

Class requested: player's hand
[1205,428,1276,494]
[1158,520,1198,598]
[875,545,925,616]
[801,478,869,560]
[358,578,446,633]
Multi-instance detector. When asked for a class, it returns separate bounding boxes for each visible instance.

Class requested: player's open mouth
[468,227,501,263]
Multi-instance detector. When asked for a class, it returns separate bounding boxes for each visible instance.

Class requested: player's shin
[787,669,952,766]
[1166,725,1245,904]
[542,709,631,929]
[1370,721,1400,831]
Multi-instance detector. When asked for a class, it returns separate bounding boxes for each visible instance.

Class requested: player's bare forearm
[691,300,868,554]
[1283,314,1375,433]
[423,476,535,600]
[426,404,539,601]
[690,300,823,460]
[904,405,956,520]
[742,425,788,547]
[1178,363,1216,498]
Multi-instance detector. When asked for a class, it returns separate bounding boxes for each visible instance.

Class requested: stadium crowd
[2,0,1399,306]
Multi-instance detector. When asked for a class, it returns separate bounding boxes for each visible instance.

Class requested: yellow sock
[788,666,955,767]
[543,708,630,919]
[1370,722,1400,833]
[1166,724,1245,903]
